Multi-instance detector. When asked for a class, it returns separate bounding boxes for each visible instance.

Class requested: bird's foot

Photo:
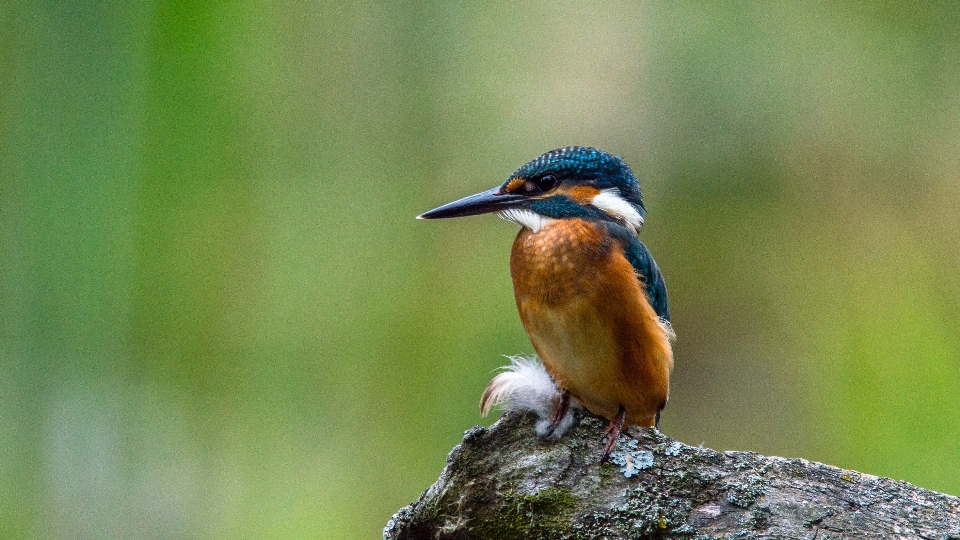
[541,389,571,438]
[600,406,627,463]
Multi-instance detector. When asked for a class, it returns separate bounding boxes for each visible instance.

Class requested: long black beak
[417,186,526,220]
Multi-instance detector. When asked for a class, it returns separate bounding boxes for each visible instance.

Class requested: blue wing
[605,223,670,322]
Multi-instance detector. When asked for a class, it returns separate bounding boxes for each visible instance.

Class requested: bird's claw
[600,405,627,463]
[542,389,571,438]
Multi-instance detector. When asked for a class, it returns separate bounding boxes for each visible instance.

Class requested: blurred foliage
[2,1,959,538]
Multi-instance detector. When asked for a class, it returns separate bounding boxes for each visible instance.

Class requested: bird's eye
[533,175,558,192]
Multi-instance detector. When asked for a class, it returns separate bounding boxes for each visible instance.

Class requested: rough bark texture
[384,411,960,539]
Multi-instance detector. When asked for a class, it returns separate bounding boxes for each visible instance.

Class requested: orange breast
[510,219,673,427]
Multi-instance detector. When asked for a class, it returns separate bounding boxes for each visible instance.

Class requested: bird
[417,146,674,461]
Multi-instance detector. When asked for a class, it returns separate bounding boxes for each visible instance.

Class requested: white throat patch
[497,208,553,233]
[591,188,644,233]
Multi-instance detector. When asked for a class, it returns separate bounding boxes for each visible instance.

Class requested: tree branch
[384,411,960,539]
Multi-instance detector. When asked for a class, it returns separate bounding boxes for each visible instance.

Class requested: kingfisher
[418,147,673,460]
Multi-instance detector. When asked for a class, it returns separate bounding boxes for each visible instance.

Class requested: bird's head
[417,147,646,234]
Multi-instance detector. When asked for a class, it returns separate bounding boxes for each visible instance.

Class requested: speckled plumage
[510,146,646,217]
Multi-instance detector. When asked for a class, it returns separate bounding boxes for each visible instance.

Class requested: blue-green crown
[510,146,646,217]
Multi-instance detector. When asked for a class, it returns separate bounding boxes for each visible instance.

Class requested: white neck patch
[497,208,554,233]
[591,188,644,233]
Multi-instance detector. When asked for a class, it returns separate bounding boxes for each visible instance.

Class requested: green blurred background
[3,1,959,538]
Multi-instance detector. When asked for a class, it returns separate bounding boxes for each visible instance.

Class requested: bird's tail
[480,355,577,437]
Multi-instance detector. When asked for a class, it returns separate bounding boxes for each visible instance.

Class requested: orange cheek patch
[505,177,526,193]
[560,185,600,204]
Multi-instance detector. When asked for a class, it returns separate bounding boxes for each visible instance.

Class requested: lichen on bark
[385,411,960,539]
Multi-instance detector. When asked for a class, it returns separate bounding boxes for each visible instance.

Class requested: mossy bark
[384,411,960,539]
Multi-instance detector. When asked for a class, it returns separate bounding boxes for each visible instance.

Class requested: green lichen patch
[473,487,579,540]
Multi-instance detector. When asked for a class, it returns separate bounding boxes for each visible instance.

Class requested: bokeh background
[3,2,960,538]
